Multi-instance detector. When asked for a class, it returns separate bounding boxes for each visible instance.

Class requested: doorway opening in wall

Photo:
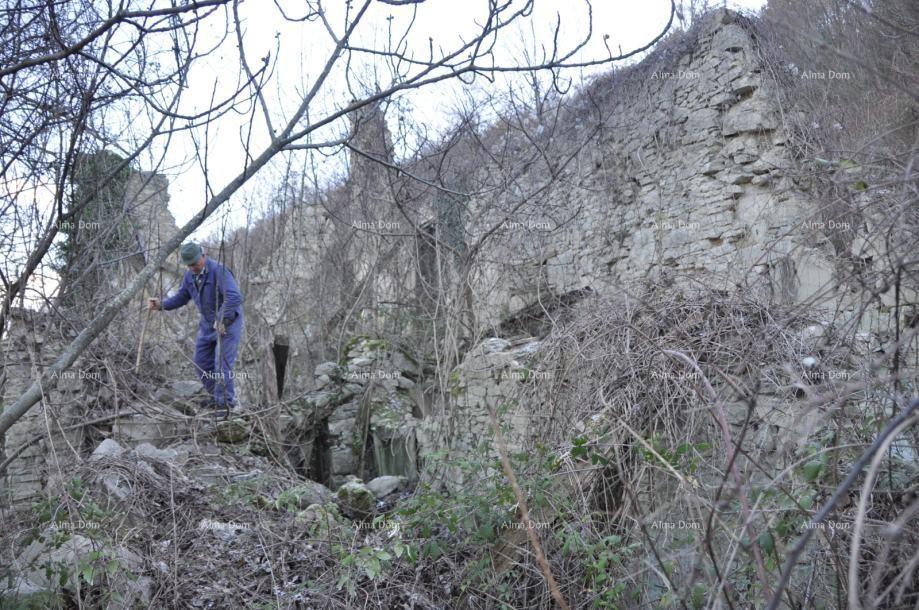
[308,418,331,487]
[271,335,289,400]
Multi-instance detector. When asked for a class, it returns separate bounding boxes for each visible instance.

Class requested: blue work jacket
[162,257,243,333]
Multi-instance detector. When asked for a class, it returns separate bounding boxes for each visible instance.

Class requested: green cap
[179,242,203,265]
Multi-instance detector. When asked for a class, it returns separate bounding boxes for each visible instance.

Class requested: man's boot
[211,402,230,420]
[196,397,226,420]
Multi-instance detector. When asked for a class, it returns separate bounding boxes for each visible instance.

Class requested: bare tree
[0,0,677,442]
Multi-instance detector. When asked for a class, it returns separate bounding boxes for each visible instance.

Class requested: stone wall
[409,10,915,481]
[239,9,913,489]
[286,336,422,489]
[465,10,824,324]
[0,167,190,506]
[0,311,88,506]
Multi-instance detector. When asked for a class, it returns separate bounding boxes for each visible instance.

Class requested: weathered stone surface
[314,361,341,378]
[722,98,778,136]
[4,531,154,608]
[280,480,334,509]
[214,418,248,444]
[329,447,357,478]
[712,23,751,53]
[112,407,184,448]
[90,438,125,461]
[171,380,203,398]
[295,503,350,536]
[336,479,376,517]
[366,475,406,498]
[314,374,332,388]
[134,442,182,464]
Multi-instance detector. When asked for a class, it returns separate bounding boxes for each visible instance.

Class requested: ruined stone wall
[413,10,916,479]
[464,10,827,325]
[0,311,88,506]
[0,168,190,506]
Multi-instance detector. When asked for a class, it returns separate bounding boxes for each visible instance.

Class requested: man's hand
[148,298,161,311]
[214,320,226,336]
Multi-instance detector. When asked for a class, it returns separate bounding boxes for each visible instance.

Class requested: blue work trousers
[193,317,243,406]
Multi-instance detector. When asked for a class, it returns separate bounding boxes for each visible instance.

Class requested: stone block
[90,438,125,461]
[329,446,356,475]
[366,475,407,498]
[113,410,183,448]
[722,97,778,136]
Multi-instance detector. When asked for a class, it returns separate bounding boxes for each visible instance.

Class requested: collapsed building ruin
[1,9,916,607]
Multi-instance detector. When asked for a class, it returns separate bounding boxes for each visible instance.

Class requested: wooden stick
[134,307,152,373]
[487,404,570,610]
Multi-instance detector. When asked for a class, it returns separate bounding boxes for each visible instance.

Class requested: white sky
[146,0,768,239]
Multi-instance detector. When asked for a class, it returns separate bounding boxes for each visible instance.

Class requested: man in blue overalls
[148,242,244,418]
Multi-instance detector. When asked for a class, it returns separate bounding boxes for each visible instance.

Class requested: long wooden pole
[134,306,152,373]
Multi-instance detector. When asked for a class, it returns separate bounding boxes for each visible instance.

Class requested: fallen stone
[133,442,180,463]
[100,472,132,501]
[171,380,202,398]
[12,533,94,590]
[314,374,332,388]
[366,475,406,498]
[215,418,248,443]
[295,503,350,536]
[90,438,125,461]
[481,338,511,354]
[112,407,184,447]
[5,532,153,608]
[278,480,334,509]
[314,361,341,378]
[336,479,376,518]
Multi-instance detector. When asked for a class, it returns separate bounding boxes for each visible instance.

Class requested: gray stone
[113,408,183,447]
[101,472,132,501]
[314,361,341,378]
[336,480,375,517]
[278,480,333,509]
[13,533,94,589]
[722,97,778,136]
[328,417,355,438]
[366,475,406,498]
[712,23,750,53]
[329,446,357,475]
[5,533,153,608]
[90,438,125,461]
[314,374,332,388]
[481,338,510,354]
[171,380,202,398]
[390,349,421,376]
[684,108,720,133]
[133,442,180,463]
[295,503,350,536]
[328,401,359,422]
[215,418,248,443]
